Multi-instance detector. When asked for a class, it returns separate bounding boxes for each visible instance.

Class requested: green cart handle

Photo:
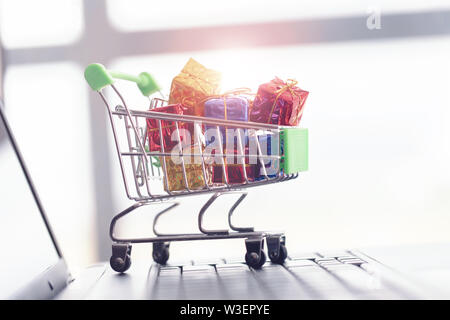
[84,63,161,97]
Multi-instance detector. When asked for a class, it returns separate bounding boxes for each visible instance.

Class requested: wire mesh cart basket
[84,63,308,272]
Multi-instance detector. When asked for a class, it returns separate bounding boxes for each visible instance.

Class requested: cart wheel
[110,254,131,273]
[110,243,132,273]
[245,250,266,269]
[152,242,170,265]
[269,244,288,264]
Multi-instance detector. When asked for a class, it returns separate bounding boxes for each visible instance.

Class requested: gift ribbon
[164,145,212,191]
[201,88,253,103]
[184,71,218,92]
[172,59,222,108]
[223,97,228,120]
[176,72,210,98]
[267,78,304,125]
[181,96,196,108]
[201,87,253,121]
[202,88,253,157]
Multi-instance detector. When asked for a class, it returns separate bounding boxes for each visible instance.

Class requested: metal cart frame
[85,64,300,272]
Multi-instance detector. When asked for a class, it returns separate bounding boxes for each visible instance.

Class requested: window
[4,63,96,267]
[107,0,450,32]
[0,0,83,49]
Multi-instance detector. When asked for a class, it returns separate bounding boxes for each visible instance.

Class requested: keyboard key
[215,263,248,270]
[180,265,224,299]
[261,262,284,269]
[166,260,193,267]
[318,250,354,258]
[286,265,354,299]
[284,259,317,268]
[315,258,341,266]
[340,258,365,265]
[152,266,184,299]
[326,264,383,297]
[217,269,266,299]
[250,264,313,299]
[182,265,215,273]
[320,263,354,270]
[317,261,342,267]
[159,266,181,276]
[192,258,225,266]
[336,255,360,261]
[223,257,246,264]
[315,257,337,262]
[289,252,321,260]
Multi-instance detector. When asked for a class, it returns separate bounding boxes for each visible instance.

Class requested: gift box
[250,78,309,126]
[280,128,308,174]
[204,94,249,150]
[146,104,193,152]
[169,58,222,116]
[212,148,256,184]
[161,145,212,192]
[255,134,279,180]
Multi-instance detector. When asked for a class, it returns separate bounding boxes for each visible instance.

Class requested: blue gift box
[204,96,249,150]
[255,134,279,180]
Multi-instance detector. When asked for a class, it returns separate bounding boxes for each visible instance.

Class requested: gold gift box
[161,146,212,192]
[168,58,222,116]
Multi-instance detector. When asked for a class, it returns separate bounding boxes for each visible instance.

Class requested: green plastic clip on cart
[84,63,308,273]
[85,63,163,167]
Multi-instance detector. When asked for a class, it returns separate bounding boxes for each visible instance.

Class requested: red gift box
[250,78,309,126]
[146,104,194,152]
[212,148,256,184]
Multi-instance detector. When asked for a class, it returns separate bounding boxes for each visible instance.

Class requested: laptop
[2,102,450,300]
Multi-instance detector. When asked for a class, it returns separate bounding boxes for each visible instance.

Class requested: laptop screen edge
[0,102,71,299]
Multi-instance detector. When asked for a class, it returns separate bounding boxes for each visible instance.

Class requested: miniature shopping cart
[84,63,308,273]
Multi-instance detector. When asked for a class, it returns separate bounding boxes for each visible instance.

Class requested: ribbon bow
[180,58,221,93]
[173,58,222,113]
[267,78,305,125]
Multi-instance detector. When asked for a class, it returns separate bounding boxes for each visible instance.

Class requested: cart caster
[152,242,170,265]
[267,235,288,264]
[269,244,287,264]
[110,255,131,273]
[245,250,266,269]
[110,243,132,273]
[244,237,266,269]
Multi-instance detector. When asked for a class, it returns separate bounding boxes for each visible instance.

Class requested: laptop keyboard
[150,251,406,299]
